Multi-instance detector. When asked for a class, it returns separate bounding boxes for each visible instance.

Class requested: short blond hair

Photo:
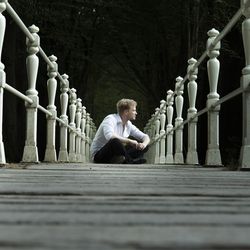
[116,99,137,115]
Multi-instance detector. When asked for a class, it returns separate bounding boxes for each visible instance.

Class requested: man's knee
[109,138,126,155]
[109,138,122,146]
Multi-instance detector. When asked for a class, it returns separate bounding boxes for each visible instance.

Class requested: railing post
[68,88,77,162]
[186,58,199,165]
[0,0,6,164]
[205,28,222,166]
[240,0,250,168]
[148,117,155,163]
[159,100,166,164]
[166,90,174,164]
[144,117,154,163]
[81,106,86,163]
[85,113,90,162]
[89,117,94,149]
[143,121,149,162]
[75,98,82,162]
[44,55,57,162]
[174,77,184,164]
[58,74,69,162]
[22,25,39,163]
[153,108,160,164]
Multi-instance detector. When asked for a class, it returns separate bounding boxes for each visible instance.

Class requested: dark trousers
[94,138,148,163]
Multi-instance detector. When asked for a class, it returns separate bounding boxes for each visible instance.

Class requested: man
[90,99,150,164]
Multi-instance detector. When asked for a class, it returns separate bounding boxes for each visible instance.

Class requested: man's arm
[111,134,139,148]
[129,123,150,150]
[137,134,150,150]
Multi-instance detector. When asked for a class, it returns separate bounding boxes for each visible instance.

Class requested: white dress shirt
[90,113,147,159]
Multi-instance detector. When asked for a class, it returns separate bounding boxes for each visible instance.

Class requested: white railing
[144,0,250,169]
[0,0,96,164]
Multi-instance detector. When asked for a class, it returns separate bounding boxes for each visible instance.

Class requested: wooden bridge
[1,163,250,249]
[0,1,250,168]
[0,1,250,249]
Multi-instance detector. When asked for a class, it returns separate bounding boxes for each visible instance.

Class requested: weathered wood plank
[0,163,250,249]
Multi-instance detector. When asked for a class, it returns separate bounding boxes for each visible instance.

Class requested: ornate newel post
[159,100,166,164]
[81,106,86,163]
[240,0,250,168]
[44,55,57,162]
[174,76,184,163]
[166,90,174,164]
[68,88,77,162]
[154,108,160,164]
[0,0,6,164]
[58,74,69,162]
[75,98,82,162]
[22,25,39,163]
[205,28,222,166]
[85,113,90,162]
[186,58,199,164]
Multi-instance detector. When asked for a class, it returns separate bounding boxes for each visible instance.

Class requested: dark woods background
[3,0,243,165]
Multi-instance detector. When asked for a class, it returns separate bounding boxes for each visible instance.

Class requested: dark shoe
[132,158,146,164]
[110,155,126,164]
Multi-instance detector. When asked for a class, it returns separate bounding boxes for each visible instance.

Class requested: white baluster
[0,0,6,164]
[186,58,199,165]
[68,88,77,162]
[166,90,174,164]
[143,119,151,163]
[159,100,166,164]
[174,76,184,164]
[22,25,39,163]
[81,106,86,163]
[145,117,154,163]
[89,118,94,144]
[85,113,90,162]
[44,55,57,162]
[240,0,250,168]
[205,28,222,166]
[58,74,69,162]
[75,98,82,162]
[154,108,160,164]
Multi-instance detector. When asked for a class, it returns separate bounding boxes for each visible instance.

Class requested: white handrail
[5,1,87,121]
[0,1,95,164]
[37,105,52,117]
[6,2,73,96]
[55,117,82,137]
[145,1,250,168]
[6,3,35,42]
[5,83,33,104]
[148,4,245,137]
[151,86,245,145]
[151,6,244,123]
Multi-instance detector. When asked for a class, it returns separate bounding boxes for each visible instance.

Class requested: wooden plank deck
[0,163,250,250]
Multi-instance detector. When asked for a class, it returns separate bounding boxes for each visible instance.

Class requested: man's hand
[127,138,149,150]
[136,142,146,150]
[128,139,139,148]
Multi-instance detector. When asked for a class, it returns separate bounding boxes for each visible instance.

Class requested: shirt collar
[115,113,129,127]
[115,113,123,123]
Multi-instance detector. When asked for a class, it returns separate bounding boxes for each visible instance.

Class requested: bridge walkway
[0,163,250,249]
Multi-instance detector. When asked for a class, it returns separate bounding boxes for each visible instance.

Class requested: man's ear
[124,109,129,115]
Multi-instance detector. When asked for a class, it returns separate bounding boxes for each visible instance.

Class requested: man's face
[126,105,137,120]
